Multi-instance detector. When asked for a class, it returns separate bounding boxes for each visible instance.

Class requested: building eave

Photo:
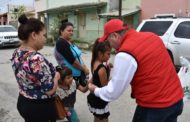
[98,8,141,18]
[38,2,107,14]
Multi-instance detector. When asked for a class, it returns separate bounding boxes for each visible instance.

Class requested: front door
[79,13,86,39]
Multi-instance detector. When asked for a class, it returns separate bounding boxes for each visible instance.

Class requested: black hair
[59,19,73,35]
[18,14,45,41]
[91,38,111,73]
[56,66,72,84]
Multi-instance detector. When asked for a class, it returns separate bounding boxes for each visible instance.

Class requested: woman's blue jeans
[132,99,183,122]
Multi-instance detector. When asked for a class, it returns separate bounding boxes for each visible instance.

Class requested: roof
[39,2,107,14]
[0,12,8,17]
[98,8,140,17]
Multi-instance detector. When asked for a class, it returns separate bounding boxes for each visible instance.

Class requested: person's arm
[78,84,88,93]
[98,66,109,86]
[89,52,137,102]
[72,61,89,74]
[30,54,60,97]
[56,39,76,65]
[45,72,60,96]
[56,39,89,74]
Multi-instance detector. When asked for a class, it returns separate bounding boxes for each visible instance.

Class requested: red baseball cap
[98,19,128,42]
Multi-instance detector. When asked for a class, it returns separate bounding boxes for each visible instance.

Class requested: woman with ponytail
[10,14,60,122]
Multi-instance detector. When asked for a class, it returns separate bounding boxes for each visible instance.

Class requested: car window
[139,21,173,36]
[174,21,190,39]
[0,26,17,32]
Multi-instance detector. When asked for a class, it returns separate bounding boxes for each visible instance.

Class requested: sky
[0,0,34,13]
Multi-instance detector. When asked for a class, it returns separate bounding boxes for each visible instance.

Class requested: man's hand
[88,82,97,93]
[107,62,113,68]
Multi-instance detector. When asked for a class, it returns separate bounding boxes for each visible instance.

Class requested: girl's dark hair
[18,14,45,41]
[56,66,72,84]
[91,38,111,73]
[59,19,73,35]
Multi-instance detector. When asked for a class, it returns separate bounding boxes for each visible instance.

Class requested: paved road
[0,46,189,122]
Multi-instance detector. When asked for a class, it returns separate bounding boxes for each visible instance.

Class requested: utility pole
[119,0,122,19]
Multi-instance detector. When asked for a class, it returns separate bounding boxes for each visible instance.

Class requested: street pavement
[0,46,189,122]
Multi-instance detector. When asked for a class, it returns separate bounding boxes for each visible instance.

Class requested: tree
[10,5,26,20]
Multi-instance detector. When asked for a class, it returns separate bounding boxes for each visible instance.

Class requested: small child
[56,66,88,122]
[87,39,112,122]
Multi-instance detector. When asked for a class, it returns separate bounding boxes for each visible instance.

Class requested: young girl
[87,39,112,122]
[56,66,88,122]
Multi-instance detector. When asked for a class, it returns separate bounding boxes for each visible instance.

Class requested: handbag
[79,71,87,87]
[54,95,67,120]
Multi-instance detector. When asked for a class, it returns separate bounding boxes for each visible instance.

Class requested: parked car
[136,15,190,69]
[0,25,20,48]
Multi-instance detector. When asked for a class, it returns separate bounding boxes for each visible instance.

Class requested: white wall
[34,0,47,12]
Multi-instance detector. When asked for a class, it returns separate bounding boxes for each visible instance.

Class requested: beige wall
[122,0,140,9]
[141,0,190,20]
[34,0,47,18]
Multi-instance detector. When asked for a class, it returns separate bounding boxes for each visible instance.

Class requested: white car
[136,17,190,69]
[0,25,20,47]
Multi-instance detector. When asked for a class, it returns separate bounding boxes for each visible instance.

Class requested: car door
[169,20,190,65]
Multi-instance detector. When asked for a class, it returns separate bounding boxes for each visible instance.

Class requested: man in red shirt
[88,19,184,122]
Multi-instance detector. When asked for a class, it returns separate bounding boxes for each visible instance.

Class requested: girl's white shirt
[56,80,76,99]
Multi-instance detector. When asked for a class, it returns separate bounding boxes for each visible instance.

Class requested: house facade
[0,13,7,25]
[35,0,141,43]
[34,0,48,20]
[99,0,140,29]
[140,0,190,20]
[48,0,107,42]
[0,5,34,27]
